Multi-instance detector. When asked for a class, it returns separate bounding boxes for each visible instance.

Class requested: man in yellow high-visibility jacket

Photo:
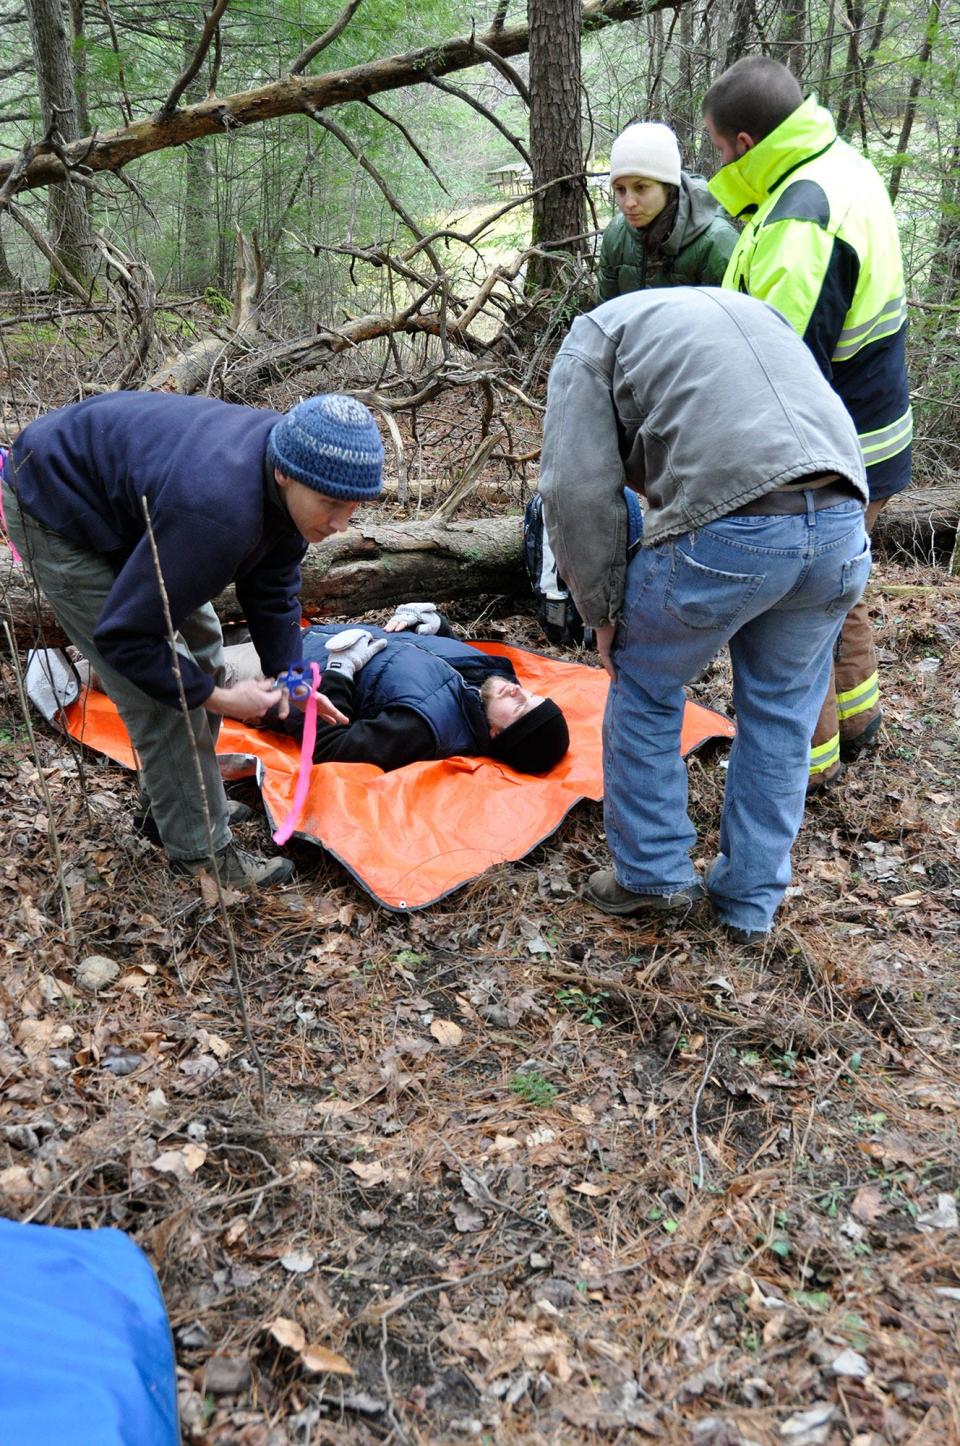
[703,56,910,790]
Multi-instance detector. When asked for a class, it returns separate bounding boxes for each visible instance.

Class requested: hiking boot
[840,713,882,762]
[722,924,770,948]
[584,869,705,917]
[134,797,252,844]
[172,844,294,889]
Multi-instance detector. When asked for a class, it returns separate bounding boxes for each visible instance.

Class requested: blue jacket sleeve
[235,532,307,680]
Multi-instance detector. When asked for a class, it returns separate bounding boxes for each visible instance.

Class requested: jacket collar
[707,96,837,217]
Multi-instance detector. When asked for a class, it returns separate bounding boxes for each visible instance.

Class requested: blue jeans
[604,497,871,932]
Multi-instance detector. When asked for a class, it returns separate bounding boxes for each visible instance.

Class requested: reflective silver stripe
[859,408,913,466]
[832,295,907,361]
[809,734,840,774]
[837,671,879,721]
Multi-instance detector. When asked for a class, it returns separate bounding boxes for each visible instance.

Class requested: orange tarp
[62,641,735,910]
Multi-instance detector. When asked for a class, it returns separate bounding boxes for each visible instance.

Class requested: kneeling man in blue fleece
[538,287,870,944]
[2,391,385,890]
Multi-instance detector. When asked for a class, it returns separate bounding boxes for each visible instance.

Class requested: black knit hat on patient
[489,699,570,775]
[268,394,384,501]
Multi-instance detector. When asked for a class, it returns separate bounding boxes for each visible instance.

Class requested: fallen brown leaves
[1,558,959,1444]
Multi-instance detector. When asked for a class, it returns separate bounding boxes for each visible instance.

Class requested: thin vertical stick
[140,496,267,1110]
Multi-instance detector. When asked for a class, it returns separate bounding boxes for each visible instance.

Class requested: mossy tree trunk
[24,0,95,289]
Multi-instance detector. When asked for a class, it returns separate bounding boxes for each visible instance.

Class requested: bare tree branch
[290,0,364,76]
[295,237,435,294]
[308,108,444,275]
[469,35,531,105]
[157,0,232,119]
[94,231,157,388]
[400,170,590,260]
[0,0,685,195]
[0,56,32,82]
[428,73,531,166]
[5,199,92,302]
[94,0,133,123]
[363,98,451,196]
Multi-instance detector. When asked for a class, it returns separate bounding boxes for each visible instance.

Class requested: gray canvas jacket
[538,287,867,628]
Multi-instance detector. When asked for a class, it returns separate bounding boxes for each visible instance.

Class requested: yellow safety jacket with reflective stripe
[709,97,911,498]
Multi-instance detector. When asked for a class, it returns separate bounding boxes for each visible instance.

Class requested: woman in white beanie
[597,121,737,301]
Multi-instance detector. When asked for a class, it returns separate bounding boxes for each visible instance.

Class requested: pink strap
[0,452,22,565]
[272,660,320,846]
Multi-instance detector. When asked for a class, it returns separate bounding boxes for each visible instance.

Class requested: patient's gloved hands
[384,602,442,635]
[323,628,388,681]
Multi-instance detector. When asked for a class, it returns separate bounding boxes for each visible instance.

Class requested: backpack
[523,490,643,648]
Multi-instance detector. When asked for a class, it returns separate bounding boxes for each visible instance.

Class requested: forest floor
[1,322,959,1445]
[3,559,959,1445]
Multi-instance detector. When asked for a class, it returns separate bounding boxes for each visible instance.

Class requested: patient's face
[481,676,545,735]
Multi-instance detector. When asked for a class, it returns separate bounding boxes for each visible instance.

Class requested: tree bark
[772,0,807,80]
[179,17,215,293]
[2,517,527,648]
[0,222,16,287]
[527,0,585,291]
[888,0,941,204]
[932,123,960,303]
[4,490,958,649]
[1,1,684,197]
[24,0,94,286]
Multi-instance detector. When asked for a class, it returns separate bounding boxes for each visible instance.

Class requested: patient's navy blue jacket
[9,392,306,709]
[270,624,517,770]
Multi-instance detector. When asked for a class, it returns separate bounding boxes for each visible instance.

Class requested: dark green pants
[5,489,232,861]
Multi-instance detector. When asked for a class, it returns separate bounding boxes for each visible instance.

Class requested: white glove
[323,628,388,681]
[385,601,442,634]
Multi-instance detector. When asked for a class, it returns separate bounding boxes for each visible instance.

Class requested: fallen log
[3,485,957,650]
[1,516,527,649]
[142,232,265,393]
[226,516,526,621]
[870,484,959,567]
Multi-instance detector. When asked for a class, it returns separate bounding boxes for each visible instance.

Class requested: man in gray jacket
[539,287,869,942]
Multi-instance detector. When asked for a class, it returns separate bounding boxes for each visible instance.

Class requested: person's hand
[323,627,388,681]
[595,623,617,681]
[312,691,350,726]
[207,677,349,727]
[384,602,441,634]
[206,677,286,722]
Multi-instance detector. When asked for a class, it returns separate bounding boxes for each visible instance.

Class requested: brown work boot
[806,761,845,797]
[584,869,705,917]
[840,712,882,762]
[172,844,294,889]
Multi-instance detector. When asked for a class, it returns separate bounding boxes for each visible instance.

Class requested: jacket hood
[707,96,837,217]
[661,173,723,254]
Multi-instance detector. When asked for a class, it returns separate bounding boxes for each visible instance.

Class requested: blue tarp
[0,1218,179,1445]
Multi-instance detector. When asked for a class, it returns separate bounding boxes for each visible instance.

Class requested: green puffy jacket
[596,172,737,301]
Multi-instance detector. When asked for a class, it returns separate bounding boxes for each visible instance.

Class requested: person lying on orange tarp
[226,602,571,776]
[33,625,734,911]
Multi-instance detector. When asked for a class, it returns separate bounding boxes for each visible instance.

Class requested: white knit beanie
[609,122,681,187]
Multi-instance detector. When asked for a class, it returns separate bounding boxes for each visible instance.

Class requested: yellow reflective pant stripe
[859,408,913,467]
[833,296,907,361]
[837,670,879,722]
[810,733,841,774]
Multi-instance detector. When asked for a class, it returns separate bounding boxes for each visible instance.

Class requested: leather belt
[728,481,862,517]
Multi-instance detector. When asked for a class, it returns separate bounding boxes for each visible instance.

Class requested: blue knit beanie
[267,394,384,501]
